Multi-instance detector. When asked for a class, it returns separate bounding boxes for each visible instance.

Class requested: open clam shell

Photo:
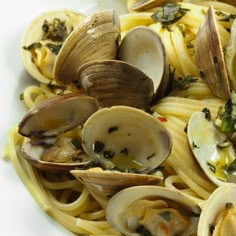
[187,111,236,186]
[78,60,154,109]
[70,168,162,208]
[119,26,170,99]
[18,94,99,172]
[21,9,85,84]
[53,10,121,85]
[195,6,230,99]
[225,18,236,90]
[81,105,172,172]
[198,183,236,236]
[106,186,201,236]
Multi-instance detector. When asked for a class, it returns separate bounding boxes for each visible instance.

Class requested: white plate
[0,1,127,235]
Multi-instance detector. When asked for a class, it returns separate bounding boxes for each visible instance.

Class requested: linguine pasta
[4,1,236,235]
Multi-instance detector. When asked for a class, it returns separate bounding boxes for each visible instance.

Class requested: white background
[0,1,127,235]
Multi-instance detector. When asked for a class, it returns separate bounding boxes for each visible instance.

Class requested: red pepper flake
[157,116,167,122]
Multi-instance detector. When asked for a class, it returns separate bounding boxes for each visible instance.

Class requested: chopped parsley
[120,147,128,155]
[136,225,152,236]
[71,139,82,150]
[202,108,211,121]
[159,211,171,221]
[108,126,118,134]
[93,141,105,153]
[151,3,190,30]
[45,43,62,55]
[207,162,216,173]
[42,18,69,42]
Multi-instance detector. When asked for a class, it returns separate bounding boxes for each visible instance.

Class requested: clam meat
[187,110,236,186]
[198,183,236,236]
[18,94,99,172]
[106,185,201,236]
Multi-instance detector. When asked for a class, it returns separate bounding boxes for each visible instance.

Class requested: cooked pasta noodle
[4,1,236,235]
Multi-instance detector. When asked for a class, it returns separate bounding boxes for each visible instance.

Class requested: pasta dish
[3,0,236,235]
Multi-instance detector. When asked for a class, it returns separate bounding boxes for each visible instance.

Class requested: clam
[80,105,172,171]
[198,183,236,236]
[119,26,170,99]
[21,9,86,84]
[78,60,154,109]
[71,105,172,206]
[106,185,201,236]
[187,110,236,186]
[195,6,231,99]
[225,19,236,90]
[18,94,99,172]
[21,9,120,85]
[130,0,181,12]
[71,168,163,208]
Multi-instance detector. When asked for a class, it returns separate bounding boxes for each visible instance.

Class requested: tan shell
[18,94,99,172]
[106,186,201,236]
[198,183,236,236]
[70,168,162,208]
[53,10,120,85]
[119,26,170,99]
[78,60,154,109]
[225,19,236,90]
[81,106,172,172]
[21,9,85,84]
[195,6,230,99]
[187,111,236,186]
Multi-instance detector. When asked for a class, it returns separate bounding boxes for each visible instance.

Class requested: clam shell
[119,26,170,99]
[225,19,236,90]
[106,186,200,236]
[19,94,99,138]
[195,6,230,99]
[81,106,172,172]
[78,60,154,109]
[18,94,99,172]
[21,9,85,84]
[53,10,121,85]
[187,111,236,186]
[70,169,162,208]
[198,183,236,236]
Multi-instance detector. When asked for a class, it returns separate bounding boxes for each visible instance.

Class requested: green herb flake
[42,18,68,42]
[209,224,215,234]
[103,150,115,159]
[71,139,82,150]
[226,159,236,174]
[136,225,152,236]
[23,42,42,51]
[225,202,234,209]
[45,43,62,55]
[93,141,105,153]
[151,3,190,28]
[159,211,171,222]
[108,126,118,134]
[207,162,216,173]
[177,75,198,90]
[186,42,194,49]
[120,147,128,155]
[202,108,211,121]
[192,142,200,149]
[19,92,24,101]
